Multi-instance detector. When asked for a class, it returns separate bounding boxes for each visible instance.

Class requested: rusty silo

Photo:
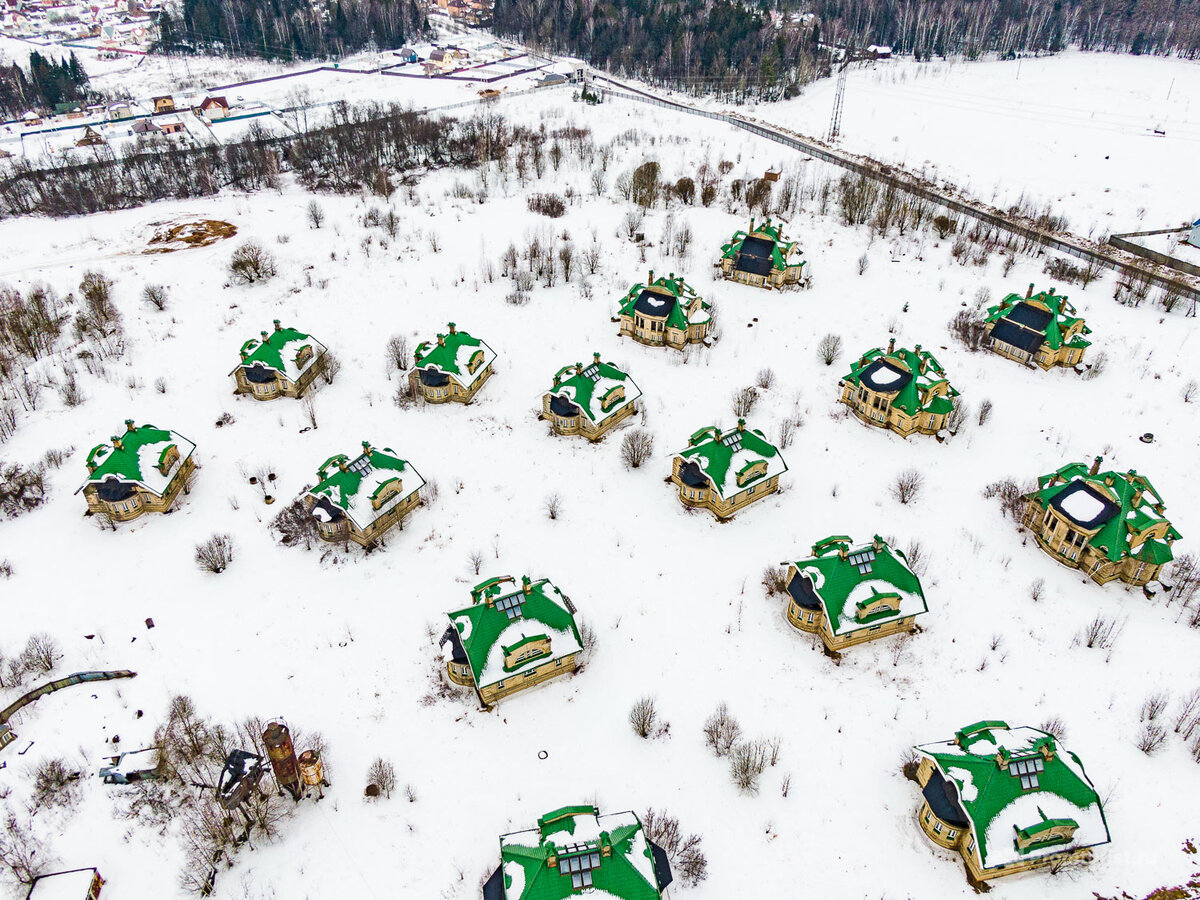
[298,749,327,800]
[262,721,302,800]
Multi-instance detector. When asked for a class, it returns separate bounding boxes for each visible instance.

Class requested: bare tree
[20,633,57,674]
[319,350,341,385]
[620,429,655,469]
[755,368,775,390]
[1140,692,1170,722]
[949,307,988,351]
[892,468,924,505]
[228,241,278,285]
[731,386,758,418]
[301,395,319,429]
[1136,722,1166,754]
[385,335,410,371]
[306,200,325,229]
[1030,578,1046,602]
[761,565,788,596]
[729,739,769,793]
[0,814,48,885]
[817,333,842,366]
[642,808,707,887]
[367,757,396,799]
[629,696,657,738]
[469,550,484,575]
[702,703,741,757]
[1183,380,1198,403]
[272,498,320,550]
[544,493,562,520]
[194,534,234,574]
[142,284,168,310]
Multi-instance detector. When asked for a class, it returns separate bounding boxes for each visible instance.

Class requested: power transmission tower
[826,61,847,142]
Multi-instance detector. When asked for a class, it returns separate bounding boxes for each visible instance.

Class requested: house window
[555,658,563,667]
[934,822,943,834]
[967,839,975,854]
[807,612,815,623]
[948,830,957,840]
[869,624,882,632]
[924,810,932,823]
[1008,756,1044,790]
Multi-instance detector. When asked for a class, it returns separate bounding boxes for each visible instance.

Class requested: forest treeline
[493,0,1200,97]
[0,52,90,119]
[0,104,522,218]
[155,0,428,61]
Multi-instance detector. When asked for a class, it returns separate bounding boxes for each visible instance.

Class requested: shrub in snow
[1038,716,1067,740]
[32,757,78,809]
[1083,350,1108,381]
[1029,577,1046,602]
[1136,722,1167,755]
[892,468,924,505]
[142,284,168,310]
[366,757,396,799]
[629,697,658,739]
[20,633,57,675]
[761,565,788,597]
[948,307,988,351]
[702,703,741,757]
[306,200,325,229]
[817,333,842,366]
[1043,257,1083,283]
[0,559,11,578]
[982,477,1028,521]
[0,814,48,885]
[544,492,562,520]
[1080,614,1121,650]
[272,498,320,550]
[228,241,278,285]
[195,534,235,574]
[527,193,566,218]
[1173,689,1200,739]
[1140,692,1169,722]
[932,215,956,239]
[755,368,775,390]
[620,429,654,469]
[0,462,47,519]
[977,398,994,425]
[730,386,758,418]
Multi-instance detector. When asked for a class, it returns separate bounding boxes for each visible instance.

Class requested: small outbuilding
[25,868,105,900]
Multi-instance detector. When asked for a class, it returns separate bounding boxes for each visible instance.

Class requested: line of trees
[0,52,90,119]
[155,0,429,61]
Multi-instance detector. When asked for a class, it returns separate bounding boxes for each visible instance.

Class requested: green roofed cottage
[303,442,425,547]
[230,320,328,400]
[718,216,806,289]
[442,576,585,706]
[541,354,642,442]
[839,338,958,438]
[984,284,1091,370]
[1022,455,1179,587]
[784,535,928,651]
[671,419,787,519]
[616,271,711,349]
[481,804,673,899]
[409,322,497,404]
[914,721,1110,882]
[81,419,196,521]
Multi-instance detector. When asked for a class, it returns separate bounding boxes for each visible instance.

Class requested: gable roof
[199,95,229,110]
[231,323,326,383]
[985,287,1091,355]
[446,576,583,691]
[674,421,787,501]
[915,722,1110,871]
[720,216,804,274]
[788,535,928,636]
[83,421,194,498]
[497,806,665,899]
[841,344,958,417]
[413,324,497,390]
[306,443,423,531]
[1032,459,1180,564]
[617,273,710,330]
[545,358,641,425]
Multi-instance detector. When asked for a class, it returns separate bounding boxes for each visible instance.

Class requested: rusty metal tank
[262,721,301,798]
[298,749,324,787]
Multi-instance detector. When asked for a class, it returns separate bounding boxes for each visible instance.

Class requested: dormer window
[496,593,524,620]
[847,548,876,575]
[1009,756,1044,790]
[559,847,601,890]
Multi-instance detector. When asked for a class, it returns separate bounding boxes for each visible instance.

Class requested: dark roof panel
[786,571,822,610]
[922,768,970,828]
[549,394,581,417]
[989,318,1045,354]
[1049,480,1120,530]
[649,839,674,890]
[678,461,710,488]
[859,359,913,393]
[1006,301,1054,331]
[633,288,679,318]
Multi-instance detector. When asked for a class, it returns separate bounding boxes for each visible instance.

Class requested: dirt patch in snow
[144,219,238,253]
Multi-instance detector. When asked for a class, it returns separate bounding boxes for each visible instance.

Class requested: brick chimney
[575,361,583,375]
[361,441,373,459]
[1089,455,1102,476]
[273,319,282,331]
[648,269,654,283]
[737,418,746,432]
[260,330,269,342]
[448,322,457,335]
[521,575,532,595]
[125,419,136,432]
[915,344,927,374]
[110,434,123,450]
[887,337,895,354]
[593,352,601,365]
[1026,283,1034,300]
[437,333,445,347]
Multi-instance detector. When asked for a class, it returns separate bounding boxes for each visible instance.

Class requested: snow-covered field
[1,83,1199,900]
[746,50,1200,239]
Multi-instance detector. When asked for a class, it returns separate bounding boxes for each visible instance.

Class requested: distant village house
[719,217,806,289]
[230,321,328,400]
[984,284,1091,369]
[303,442,424,547]
[196,96,230,119]
[839,339,958,437]
[442,575,584,707]
[409,322,496,404]
[541,355,642,441]
[151,95,175,114]
[1022,456,1179,587]
[671,420,787,519]
[26,868,105,900]
[80,420,196,521]
[784,535,928,651]
[617,271,711,349]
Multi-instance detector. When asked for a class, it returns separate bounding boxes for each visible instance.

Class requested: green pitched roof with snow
[841,344,958,417]
[1032,459,1180,564]
[413,324,497,389]
[83,421,195,497]
[306,442,424,531]
[789,535,928,636]
[546,358,642,424]
[496,805,666,899]
[234,323,327,382]
[720,217,804,273]
[446,577,583,691]
[984,286,1091,352]
[915,722,1111,872]
[675,421,787,501]
[616,273,710,330]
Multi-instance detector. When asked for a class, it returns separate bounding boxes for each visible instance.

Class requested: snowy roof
[412,325,496,390]
[83,421,195,498]
[789,535,928,636]
[674,421,787,501]
[841,344,958,417]
[546,358,641,425]
[616,273,709,329]
[233,323,326,383]
[306,443,424,531]
[446,576,583,691]
[916,722,1110,871]
[1034,459,1179,563]
[497,805,666,899]
[27,869,102,900]
[985,287,1090,354]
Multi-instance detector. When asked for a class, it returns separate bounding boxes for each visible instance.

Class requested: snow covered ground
[1,80,1199,900]
[743,50,1200,240]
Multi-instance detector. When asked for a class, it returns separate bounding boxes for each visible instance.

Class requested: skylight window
[847,548,876,575]
[559,848,601,890]
[347,455,374,475]
[721,433,743,451]
[581,364,600,381]
[1008,756,1044,790]
[496,593,524,620]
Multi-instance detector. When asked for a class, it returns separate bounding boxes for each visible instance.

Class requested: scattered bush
[620,429,654,469]
[385,334,410,371]
[702,703,741,757]
[755,368,775,390]
[544,492,562,520]
[977,398,993,425]
[272,498,320,550]
[761,565,788,596]
[948,307,988,351]
[932,215,956,239]
[892,468,924,505]
[527,193,566,218]
[983,478,1028,520]
[229,241,278,285]
[0,462,47,519]
[731,386,758,418]
[1136,722,1167,755]
[1030,577,1046,602]
[629,696,657,738]
[817,333,842,366]
[366,757,396,799]
[1043,257,1083,283]
[642,808,708,887]
[32,757,78,808]
[1141,692,1170,722]
[1039,716,1067,740]
[195,534,234,574]
[306,200,325,229]
[142,284,168,310]
[1084,350,1108,381]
